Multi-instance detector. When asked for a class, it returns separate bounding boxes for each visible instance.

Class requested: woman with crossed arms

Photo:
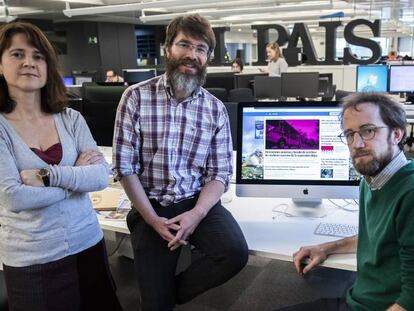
[0,22,122,311]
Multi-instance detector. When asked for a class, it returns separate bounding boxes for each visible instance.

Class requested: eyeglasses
[174,41,210,57]
[338,125,388,145]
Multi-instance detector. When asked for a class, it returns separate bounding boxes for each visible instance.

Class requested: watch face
[38,168,49,177]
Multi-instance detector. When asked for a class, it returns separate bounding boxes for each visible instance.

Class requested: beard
[165,56,207,98]
[352,143,394,177]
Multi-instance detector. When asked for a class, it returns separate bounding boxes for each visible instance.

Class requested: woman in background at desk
[260,42,288,76]
[231,57,244,73]
[0,22,122,311]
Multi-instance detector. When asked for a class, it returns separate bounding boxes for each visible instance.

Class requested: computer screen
[356,65,388,92]
[236,101,360,215]
[389,65,414,93]
[63,76,74,86]
[74,76,93,86]
[254,76,281,100]
[281,72,319,98]
[123,69,156,84]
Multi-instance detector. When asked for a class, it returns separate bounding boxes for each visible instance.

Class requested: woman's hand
[20,170,44,187]
[75,150,104,166]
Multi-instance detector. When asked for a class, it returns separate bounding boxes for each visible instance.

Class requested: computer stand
[282,198,327,218]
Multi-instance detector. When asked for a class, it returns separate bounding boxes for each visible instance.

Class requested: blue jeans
[127,196,248,311]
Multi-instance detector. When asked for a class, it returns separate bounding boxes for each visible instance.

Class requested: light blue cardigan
[0,108,109,267]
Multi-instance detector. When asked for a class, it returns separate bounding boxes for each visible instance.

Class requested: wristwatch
[37,168,50,187]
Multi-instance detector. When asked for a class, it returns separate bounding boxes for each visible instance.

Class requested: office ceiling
[1,0,414,36]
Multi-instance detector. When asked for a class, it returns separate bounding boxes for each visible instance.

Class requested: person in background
[0,22,122,311]
[387,50,399,61]
[231,57,243,73]
[105,69,124,82]
[260,42,288,76]
[275,93,414,311]
[113,14,248,311]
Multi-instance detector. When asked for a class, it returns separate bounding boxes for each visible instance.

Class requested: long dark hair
[0,21,67,113]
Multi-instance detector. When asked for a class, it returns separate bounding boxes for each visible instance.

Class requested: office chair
[322,84,336,101]
[205,88,228,102]
[82,85,127,146]
[335,89,353,102]
[228,88,255,103]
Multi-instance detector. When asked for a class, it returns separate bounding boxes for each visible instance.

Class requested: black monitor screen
[389,65,414,93]
[254,76,281,99]
[123,69,156,84]
[281,72,319,98]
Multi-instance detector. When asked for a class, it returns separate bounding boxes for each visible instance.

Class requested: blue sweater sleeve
[0,138,67,212]
[48,109,109,192]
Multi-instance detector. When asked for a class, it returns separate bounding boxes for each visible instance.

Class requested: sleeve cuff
[203,175,230,192]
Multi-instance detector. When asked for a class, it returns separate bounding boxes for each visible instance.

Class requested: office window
[336,37,388,59]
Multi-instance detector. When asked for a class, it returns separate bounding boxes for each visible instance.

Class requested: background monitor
[254,76,281,100]
[74,76,93,85]
[389,65,414,93]
[63,76,74,86]
[205,72,235,91]
[123,69,156,84]
[356,65,388,92]
[281,72,319,98]
[236,101,360,216]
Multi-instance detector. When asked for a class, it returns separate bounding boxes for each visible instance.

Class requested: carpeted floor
[107,243,355,311]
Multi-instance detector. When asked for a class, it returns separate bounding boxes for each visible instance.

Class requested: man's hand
[148,215,183,245]
[75,150,104,166]
[20,169,44,187]
[293,245,328,275]
[164,209,204,251]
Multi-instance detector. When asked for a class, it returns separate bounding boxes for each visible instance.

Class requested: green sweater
[347,161,414,311]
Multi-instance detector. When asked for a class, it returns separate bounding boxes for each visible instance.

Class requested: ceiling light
[140,2,333,23]
[63,0,226,17]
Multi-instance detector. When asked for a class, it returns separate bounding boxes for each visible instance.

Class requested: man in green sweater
[276,93,414,311]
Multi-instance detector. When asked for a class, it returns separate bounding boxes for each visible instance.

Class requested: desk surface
[98,184,358,271]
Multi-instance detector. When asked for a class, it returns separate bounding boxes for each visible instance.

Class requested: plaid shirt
[112,75,233,206]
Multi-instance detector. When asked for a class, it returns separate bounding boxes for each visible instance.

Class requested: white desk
[98,184,358,271]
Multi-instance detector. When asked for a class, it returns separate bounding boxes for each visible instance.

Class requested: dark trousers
[127,197,249,311]
[3,239,122,311]
[275,298,351,311]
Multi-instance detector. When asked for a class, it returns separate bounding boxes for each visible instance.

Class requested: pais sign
[212,19,382,66]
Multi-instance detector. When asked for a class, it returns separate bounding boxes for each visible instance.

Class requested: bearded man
[275,93,414,311]
[112,14,248,311]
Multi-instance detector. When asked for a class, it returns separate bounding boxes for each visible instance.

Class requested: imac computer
[356,65,388,93]
[389,65,414,94]
[236,101,360,217]
[123,69,156,84]
[281,72,319,99]
[254,76,281,100]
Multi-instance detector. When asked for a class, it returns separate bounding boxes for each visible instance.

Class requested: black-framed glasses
[338,125,388,145]
[174,41,210,57]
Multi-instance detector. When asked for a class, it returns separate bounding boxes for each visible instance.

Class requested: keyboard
[314,222,358,238]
